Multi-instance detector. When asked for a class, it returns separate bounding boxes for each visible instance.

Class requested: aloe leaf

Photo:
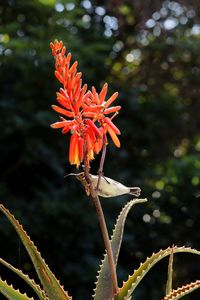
[0,257,47,300]
[0,278,33,300]
[0,204,71,300]
[165,246,174,295]
[94,198,147,300]
[116,246,200,300]
[162,279,200,300]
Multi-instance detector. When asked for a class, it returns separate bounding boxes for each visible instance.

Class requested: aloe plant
[1,201,200,299]
[0,40,199,300]
[0,204,71,300]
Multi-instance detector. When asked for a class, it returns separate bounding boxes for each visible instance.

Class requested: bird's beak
[64,172,83,178]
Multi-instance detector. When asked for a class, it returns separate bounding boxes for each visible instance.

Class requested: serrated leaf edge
[162,279,200,300]
[0,277,34,300]
[0,204,72,300]
[117,246,200,299]
[93,198,147,300]
[0,257,47,299]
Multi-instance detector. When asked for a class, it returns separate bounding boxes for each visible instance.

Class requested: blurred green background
[0,0,200,299]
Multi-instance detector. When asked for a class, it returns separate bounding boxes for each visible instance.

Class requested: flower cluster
[50,40,121,167]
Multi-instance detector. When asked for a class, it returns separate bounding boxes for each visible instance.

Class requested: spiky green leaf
[0,204,71,300]
[165,246,174,295]
[0,258,47,300]
[94,198,147,300]
[163,279,200,300]
[116,246,200,299]
[0,278,33,300]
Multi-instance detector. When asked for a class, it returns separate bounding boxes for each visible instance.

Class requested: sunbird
[70,173,141,198]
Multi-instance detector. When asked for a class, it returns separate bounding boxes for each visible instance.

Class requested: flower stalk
[96,139,107,191]
[83,164,118,297]
[82,143,118,296]
[91,191,119,296]
[50,39,121,297]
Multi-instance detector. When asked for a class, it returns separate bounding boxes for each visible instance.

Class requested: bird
[71,172,141,198]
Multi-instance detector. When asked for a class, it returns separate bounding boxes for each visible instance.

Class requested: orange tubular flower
[50,40,121,167]
[82,83,121,147]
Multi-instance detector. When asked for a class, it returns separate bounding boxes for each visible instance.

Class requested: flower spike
[50,40,121,167]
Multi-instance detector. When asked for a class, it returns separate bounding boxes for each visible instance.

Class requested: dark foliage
[0,0,200,299]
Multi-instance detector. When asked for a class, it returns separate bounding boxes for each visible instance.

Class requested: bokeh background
[0,0,200,299]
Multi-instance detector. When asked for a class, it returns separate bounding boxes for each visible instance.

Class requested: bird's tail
[129,187,141,197]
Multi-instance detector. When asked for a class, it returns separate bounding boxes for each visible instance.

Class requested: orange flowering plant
[0,40,200,300]
[50,40,120,168]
